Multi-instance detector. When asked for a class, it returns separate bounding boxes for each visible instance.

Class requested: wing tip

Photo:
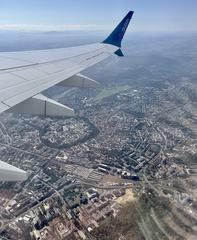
[102,10,134,47]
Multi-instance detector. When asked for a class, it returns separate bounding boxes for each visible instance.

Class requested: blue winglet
[102,11,134,48]
[114,49,124,57]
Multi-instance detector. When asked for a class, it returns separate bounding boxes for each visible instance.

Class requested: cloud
[0,24,112,31]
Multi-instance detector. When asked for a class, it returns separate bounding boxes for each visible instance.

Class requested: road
[0,121,12,145]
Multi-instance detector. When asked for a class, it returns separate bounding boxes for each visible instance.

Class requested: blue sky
[0,0,196,32]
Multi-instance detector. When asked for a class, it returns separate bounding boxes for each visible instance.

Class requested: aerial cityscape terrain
[0,31,197,240]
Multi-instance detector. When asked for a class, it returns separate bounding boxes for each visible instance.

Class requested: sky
[0,0,197,32]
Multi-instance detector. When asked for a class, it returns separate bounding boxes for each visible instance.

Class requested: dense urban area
[0,33,197,240]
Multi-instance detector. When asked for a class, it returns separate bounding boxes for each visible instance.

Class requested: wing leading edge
[0,11,134,181]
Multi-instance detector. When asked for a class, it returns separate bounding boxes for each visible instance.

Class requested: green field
[93,85,130,103]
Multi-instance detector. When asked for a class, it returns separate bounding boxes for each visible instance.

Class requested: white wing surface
[0,43,117,111]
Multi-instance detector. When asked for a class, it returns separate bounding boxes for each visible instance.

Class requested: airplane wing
[0,11,134,181]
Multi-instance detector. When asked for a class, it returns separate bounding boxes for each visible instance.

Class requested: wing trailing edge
[7,73,101,117]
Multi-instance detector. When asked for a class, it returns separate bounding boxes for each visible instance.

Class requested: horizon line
[0,24,197,33]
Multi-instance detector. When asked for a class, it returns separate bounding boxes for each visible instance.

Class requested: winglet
[114,49,124,57]
[102,11,134,48]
